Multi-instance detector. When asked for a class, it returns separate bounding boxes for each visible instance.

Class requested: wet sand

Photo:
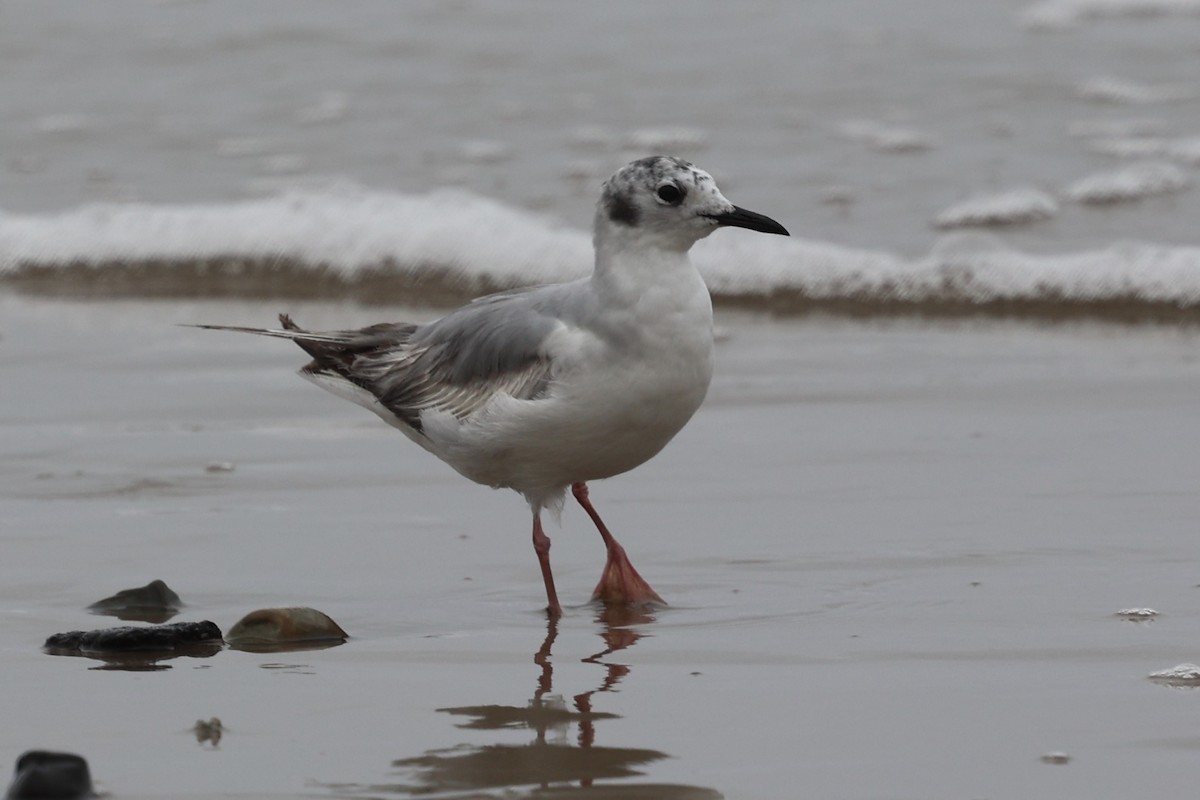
[4,295,1200,798]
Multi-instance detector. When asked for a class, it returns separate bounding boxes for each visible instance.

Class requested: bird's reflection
[342,606,720,799]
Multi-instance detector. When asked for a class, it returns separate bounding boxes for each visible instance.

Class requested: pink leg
[571,482,665,607]
[532,513,563,618]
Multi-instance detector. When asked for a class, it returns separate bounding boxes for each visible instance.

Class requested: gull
[197,156,788,616]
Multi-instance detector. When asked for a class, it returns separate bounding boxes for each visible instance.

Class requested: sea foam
[933,189,1060,229]
[1064,162,1190,204]
[3,187,1200,321]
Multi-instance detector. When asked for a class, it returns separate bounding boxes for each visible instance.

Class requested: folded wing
[279,292,561,433]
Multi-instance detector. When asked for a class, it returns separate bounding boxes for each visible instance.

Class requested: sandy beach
[3,295,1200,798]
[4,1,1200,795]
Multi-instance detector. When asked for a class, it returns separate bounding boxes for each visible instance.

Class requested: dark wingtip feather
[183,322,274,334]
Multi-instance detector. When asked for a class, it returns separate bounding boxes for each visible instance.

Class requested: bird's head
[595,156,788,251]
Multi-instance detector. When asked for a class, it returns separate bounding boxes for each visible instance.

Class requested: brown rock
[225,607,347,650]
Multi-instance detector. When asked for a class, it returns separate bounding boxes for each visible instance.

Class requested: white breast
[422,254,715,507]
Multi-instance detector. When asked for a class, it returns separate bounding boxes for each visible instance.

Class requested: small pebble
[1040,751,1070,765]
[193,717,223,747]
[205,461,236,473]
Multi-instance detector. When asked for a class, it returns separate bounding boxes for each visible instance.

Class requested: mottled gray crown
[600,156,707,227]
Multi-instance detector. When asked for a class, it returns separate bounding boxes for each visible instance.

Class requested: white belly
[425,341,711,502]
[425,278,714,506]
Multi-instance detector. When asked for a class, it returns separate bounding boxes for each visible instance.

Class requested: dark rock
[87,579,183,623]
[6,750,93,799]
[44,620,223,654]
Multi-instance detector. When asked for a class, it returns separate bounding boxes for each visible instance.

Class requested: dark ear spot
[606,191,640,226]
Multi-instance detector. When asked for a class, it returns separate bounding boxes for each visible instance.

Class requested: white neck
[593,237,697,302]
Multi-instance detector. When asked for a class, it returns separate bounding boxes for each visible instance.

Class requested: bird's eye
[656,183,684,205]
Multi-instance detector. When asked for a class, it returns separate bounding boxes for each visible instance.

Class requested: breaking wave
[3,186,1200,323]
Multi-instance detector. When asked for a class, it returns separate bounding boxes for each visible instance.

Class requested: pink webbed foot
[572,482,666,608]
[591,539,665,607]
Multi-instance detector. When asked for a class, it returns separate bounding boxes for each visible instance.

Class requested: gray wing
[281,289,565,432]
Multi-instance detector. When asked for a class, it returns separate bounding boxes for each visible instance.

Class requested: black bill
[706,206,789,236]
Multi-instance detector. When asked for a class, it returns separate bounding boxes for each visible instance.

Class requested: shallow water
[3,1,1200,319]
[4,296,1200,798]
[5,0,1200,255]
